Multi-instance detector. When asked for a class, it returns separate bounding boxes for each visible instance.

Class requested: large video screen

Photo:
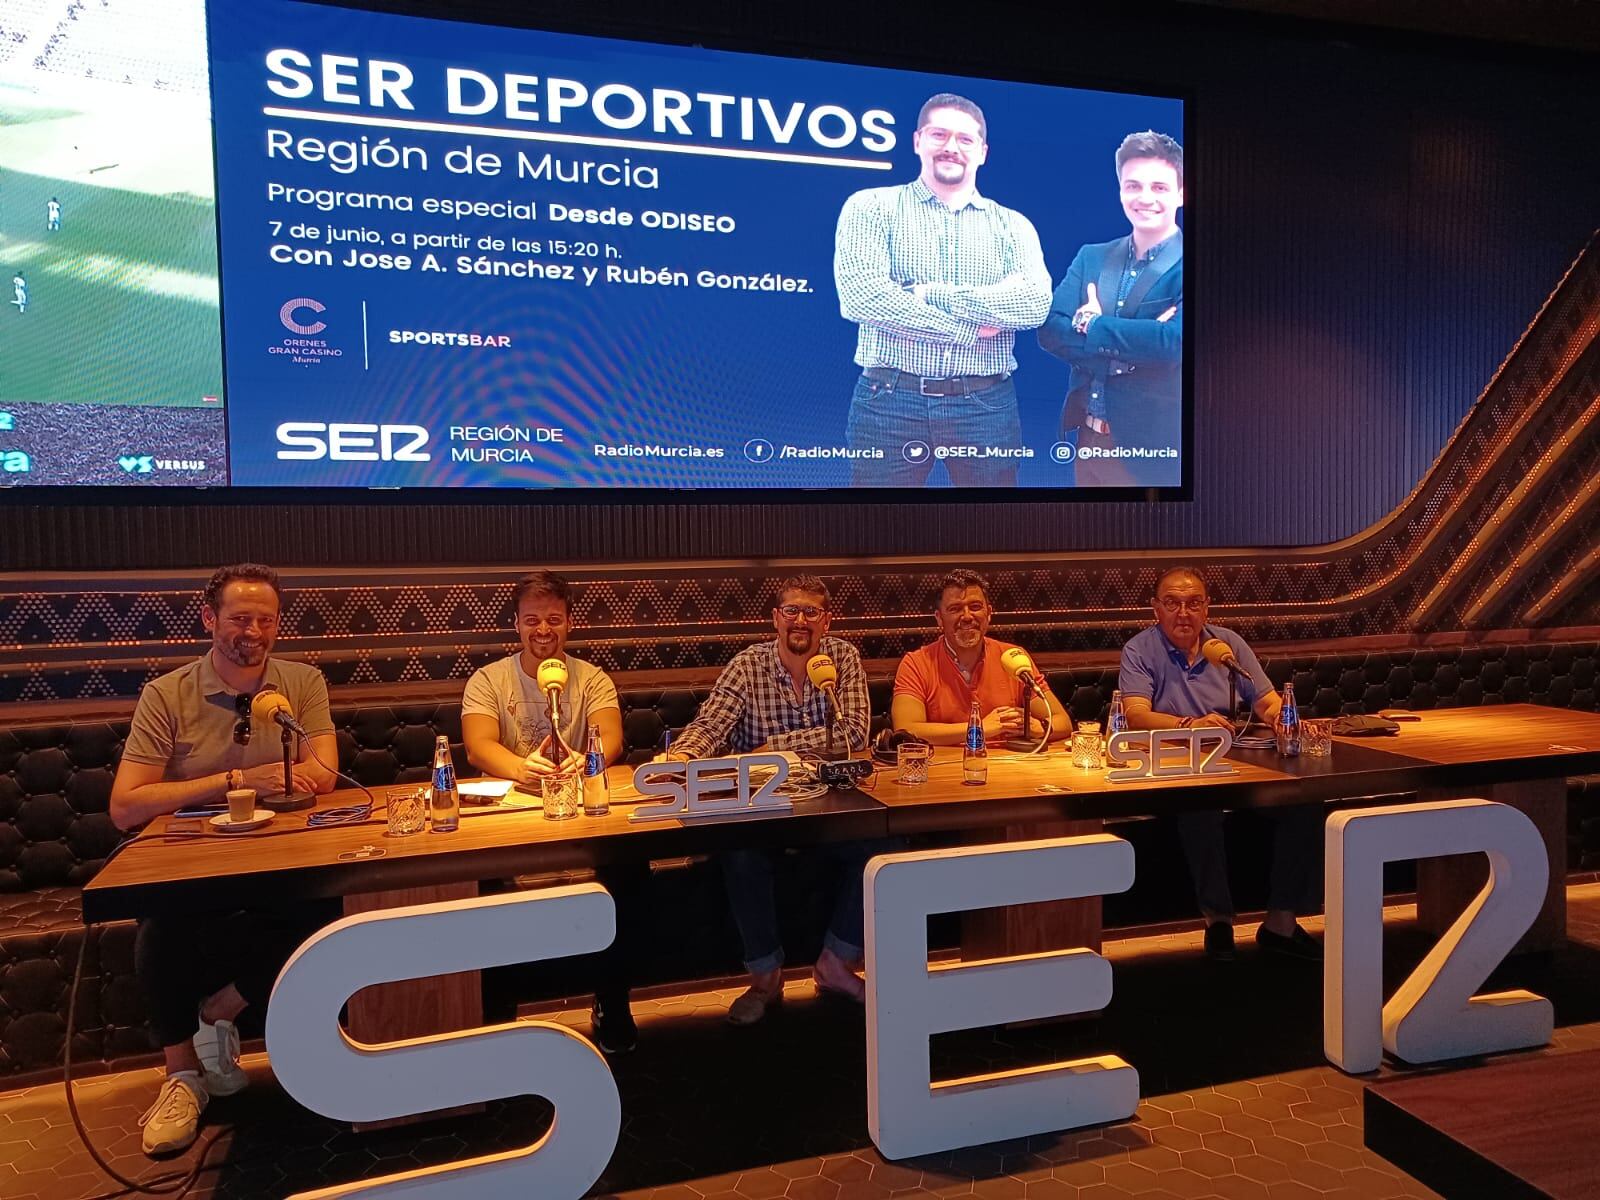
[0,0,225,485]
[0,0,1185,492]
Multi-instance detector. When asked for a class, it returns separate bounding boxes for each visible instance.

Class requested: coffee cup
[226,787,256,825]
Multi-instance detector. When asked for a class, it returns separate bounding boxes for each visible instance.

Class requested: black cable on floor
[62,837,231,1197]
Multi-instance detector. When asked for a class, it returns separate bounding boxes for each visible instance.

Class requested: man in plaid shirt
[834,92,1052,487]
[671,574,873,1023]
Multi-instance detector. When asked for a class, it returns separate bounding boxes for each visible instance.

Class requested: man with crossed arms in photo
[834,92,1052,487]
[461,569,645,1054]
[667,575,873,1024]
[111,564,336,1156]
[1039,130,1184,487]
[892,568,1071,745]
[1119,566,1322,962]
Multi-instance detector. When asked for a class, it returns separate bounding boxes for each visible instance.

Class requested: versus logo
[118,455,154,474]
[276,422,432,461]
[279,297,327,335]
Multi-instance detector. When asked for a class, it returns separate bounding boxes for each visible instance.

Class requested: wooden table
[86,705,1600,923]
[82,704,1600,1027]
[1364,1047,1600,1198]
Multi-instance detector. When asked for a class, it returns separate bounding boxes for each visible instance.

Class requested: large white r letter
[1325,798,1552,1074]
[267,886,622,1199]
[865,835,1139,1160]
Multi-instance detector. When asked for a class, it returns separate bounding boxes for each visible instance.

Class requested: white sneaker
[193,1016,248,1096]
[139,1071,208,1157]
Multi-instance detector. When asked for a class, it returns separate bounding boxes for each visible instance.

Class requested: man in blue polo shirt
[1119,566,1322,962]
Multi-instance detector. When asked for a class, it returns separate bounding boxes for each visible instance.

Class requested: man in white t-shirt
[461,570,642,1052]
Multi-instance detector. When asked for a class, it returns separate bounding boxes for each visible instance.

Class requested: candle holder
[1071,721,1104,770]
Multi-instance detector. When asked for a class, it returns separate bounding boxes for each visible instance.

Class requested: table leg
[1415,779,1566,953]
[959,819,1105,960]
[343,881,485,1130]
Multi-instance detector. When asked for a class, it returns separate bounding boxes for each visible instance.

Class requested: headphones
[871,728,931,765]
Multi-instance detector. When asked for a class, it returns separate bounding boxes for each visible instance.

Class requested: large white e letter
[864,835,1139,1160]
[1325,799,1552,1074]
[267,886,621,1199]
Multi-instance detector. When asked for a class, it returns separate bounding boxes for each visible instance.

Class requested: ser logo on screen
[276,422,431,462]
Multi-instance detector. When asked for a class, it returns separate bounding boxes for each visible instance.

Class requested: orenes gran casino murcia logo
[270,297,342,365]
[279,296,327,335]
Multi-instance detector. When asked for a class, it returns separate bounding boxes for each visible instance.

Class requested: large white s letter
[267,886,621,1199]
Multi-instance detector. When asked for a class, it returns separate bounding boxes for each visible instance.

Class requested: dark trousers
[482,859,650,1020]
[589,859,649,1004]
[1174,805,1325,921]
[135,903,335,1049]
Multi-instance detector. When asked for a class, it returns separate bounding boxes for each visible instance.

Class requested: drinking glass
[896,742,932,785]
[1071,722,1104,769]
[385,786,427,837]
[541,770,582,820]
[1302,719,1333,758]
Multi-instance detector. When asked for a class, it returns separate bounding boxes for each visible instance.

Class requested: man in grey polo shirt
[1119,566,1322,963]
[462,568,643,1055]
[111,563,336,1156]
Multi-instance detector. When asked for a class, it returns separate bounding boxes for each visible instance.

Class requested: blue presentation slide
[210,0,1183,489]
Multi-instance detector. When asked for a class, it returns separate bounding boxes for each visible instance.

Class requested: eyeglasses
[920,126,981,150]
[1156,596,1207,614]
[232,693,252,746]
[777,604,826,621]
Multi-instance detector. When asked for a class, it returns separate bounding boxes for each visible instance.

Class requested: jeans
[1174,805,1326,921]
[721,841,888,974]
[846,372,1023,487]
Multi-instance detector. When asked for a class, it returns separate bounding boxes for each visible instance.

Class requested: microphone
[805,653,838,691]
[535,657,569,761]
[536,657,569,695]
[1000,646,1048,753]
[1201,638,1253,682]
[806,653,869,788]
[249,687,315,813]
[251,686,308,735]
[806,653,842,718]
[807,653,846,760]
[1000,646,1043,693]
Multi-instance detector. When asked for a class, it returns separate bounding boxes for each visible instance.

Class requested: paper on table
[459,779,515,798]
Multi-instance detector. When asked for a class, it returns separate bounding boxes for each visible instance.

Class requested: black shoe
[1204,921,1236,961]
[590,996,638,1055]
[1255,924,1323,962]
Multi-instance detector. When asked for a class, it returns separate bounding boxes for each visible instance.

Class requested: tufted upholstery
[2,639,1596,1082]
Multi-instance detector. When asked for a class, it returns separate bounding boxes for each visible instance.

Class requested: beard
[785,628,818,656]
[216,636,267,668]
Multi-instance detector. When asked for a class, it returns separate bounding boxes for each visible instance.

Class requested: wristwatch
[226,768,243,792]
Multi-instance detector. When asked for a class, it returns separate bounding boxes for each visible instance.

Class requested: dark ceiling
[1184,0,1600,54]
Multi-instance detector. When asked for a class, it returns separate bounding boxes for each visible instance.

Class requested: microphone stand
[823,689,837,760]
[1008,675,1048,754]
[545,690,565,768]
[263,722,315,812]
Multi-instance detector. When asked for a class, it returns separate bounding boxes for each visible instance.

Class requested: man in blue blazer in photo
[1039,130,1183,487]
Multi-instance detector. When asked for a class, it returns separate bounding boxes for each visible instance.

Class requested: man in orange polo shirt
[892,568,1071,745]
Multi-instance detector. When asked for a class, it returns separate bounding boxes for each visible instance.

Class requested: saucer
[210,810,274,833]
